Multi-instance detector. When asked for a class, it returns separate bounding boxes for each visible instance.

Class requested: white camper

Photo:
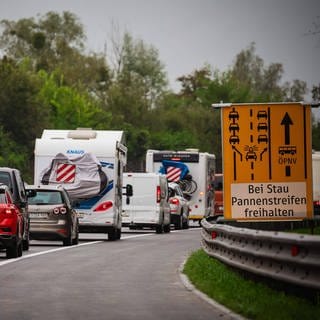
[146,149,216,223]
[312,151,320,215]
[34,128,130,240]
[122,172,171,233]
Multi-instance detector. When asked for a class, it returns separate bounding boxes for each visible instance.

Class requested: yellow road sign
[218,102,313,221]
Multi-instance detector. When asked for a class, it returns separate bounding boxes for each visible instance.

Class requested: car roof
[26,184,65,191]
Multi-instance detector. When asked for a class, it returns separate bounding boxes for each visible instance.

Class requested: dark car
[26,185,79,246]
[0,167,30,252]
[0,184,25,258]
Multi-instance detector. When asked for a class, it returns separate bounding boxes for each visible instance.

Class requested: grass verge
[183,249,320,320]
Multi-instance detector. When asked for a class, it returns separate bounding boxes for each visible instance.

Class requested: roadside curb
[179,257,246,320]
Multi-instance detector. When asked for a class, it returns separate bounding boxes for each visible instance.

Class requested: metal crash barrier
[201,219,320,290]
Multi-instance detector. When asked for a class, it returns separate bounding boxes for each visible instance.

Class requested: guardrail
[201,219,320,290]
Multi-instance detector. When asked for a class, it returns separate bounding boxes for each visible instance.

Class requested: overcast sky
[0,0,320,98]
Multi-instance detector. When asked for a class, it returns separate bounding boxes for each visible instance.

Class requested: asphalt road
[0,228,235,320]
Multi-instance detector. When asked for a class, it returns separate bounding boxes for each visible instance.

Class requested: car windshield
[28,190,63,205]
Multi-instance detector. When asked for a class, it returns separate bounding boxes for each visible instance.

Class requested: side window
[14,171,26,201]
[6,191,13,204]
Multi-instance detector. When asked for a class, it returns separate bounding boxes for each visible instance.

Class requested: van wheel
[163,224,171,233]
[155,224,163,234]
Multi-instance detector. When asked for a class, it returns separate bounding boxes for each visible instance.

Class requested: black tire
[72,229,79,245]
[155,224,163,234]
[163,224,171,233]
[108,228,117,241]
[18,241,23,257]
[22,219,30,251]
[6,241,19,259]
[116,228,121,240]
[22,234,30,251]
[182,216,190,229]
[175,214,183,230]
[63,228,73,246]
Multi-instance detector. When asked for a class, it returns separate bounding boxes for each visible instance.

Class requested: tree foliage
[0,11,318,176]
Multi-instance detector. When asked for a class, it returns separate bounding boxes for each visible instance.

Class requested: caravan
[34,128,131,240]
[146,149,216,223]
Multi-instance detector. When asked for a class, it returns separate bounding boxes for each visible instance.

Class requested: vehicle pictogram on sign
[215,102,314,221]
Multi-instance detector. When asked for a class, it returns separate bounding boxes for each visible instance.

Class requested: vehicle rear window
[214,176,223,191]
[28,191,63,205]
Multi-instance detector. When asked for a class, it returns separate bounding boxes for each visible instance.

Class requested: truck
[313,151,320,215]
[146,149,216,223]
[122,172,171,233]
[34,128,131,240]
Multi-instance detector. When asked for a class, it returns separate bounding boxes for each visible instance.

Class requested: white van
[33,128,131,240]
[122,172,171,233]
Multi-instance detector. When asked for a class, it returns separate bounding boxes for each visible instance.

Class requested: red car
[0,184,24,258]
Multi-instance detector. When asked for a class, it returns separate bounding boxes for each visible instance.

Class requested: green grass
[183,249,320,320]
[287,226,320,235]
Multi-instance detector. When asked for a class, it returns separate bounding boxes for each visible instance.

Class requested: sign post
[215,102,313,221]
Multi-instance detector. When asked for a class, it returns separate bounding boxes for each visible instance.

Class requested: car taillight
[53,207,67,215]
[5,208,14,214]
[94,201,113,212]
[156,186,161,203]
[170,198,180,205]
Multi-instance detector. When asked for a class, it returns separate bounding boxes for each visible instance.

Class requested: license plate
[30,213,48,218]
[77,212,85,218]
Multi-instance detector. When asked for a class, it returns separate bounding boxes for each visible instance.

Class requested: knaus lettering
[66,149,85,155]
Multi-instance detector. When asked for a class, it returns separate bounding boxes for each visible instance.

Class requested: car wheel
[182,217,189,229]
[63,228,73,246]
[6,240,19,259]
[116,228,121,240]
[72,229,79,245]
[22,233,30,251]
[175,215,182,230]
[18,241,23,257]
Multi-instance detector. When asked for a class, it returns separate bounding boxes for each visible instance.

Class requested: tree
[0,11,111,95]
[37,70,112,129]
[230,42,307,102]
